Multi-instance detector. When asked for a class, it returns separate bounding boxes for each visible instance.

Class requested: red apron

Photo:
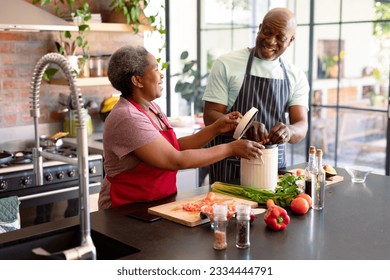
[108,99,180,208]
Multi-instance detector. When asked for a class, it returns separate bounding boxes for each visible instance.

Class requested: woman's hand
[229,140,264,160]
[212,111,242,135]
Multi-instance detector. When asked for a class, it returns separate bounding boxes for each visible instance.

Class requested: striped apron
[208,48,291,184]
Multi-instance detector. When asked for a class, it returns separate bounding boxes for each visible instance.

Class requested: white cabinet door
[177,168,199,191]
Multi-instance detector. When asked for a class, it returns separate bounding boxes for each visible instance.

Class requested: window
[167,0,390,174]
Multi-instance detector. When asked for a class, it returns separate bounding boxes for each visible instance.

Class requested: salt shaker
[235,203,251,248]
[213,203,228,250]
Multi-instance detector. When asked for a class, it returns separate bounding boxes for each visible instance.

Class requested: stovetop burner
[47,146,78,158]
[0,145,81,169]
[0,151,32,168]
[10,151,33,165]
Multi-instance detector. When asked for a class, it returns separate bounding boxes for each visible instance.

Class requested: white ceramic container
[241,144,278,190]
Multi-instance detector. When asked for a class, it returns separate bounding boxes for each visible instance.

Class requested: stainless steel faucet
[30,53,96,260]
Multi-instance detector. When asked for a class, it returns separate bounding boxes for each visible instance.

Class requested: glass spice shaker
[213,203,228,250]
[235,203,251,249]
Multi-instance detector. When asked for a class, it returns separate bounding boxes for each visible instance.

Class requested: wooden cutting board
[325,175,344,186]
[289,168,343,186]
[148,193,258,227]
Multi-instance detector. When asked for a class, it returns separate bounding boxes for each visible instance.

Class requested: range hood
[0,0,77,31]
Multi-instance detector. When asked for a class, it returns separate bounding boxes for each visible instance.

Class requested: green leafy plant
[109,0,167,69]
[109,0,152,32]
[374,1,390,36]
[34,0,166,75]
[33,0,91,55]
[33,0,91,80]
[173,51,208,115]
[321,50,345,78]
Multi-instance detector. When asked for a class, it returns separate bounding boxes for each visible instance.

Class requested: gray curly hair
[107,45,149,98]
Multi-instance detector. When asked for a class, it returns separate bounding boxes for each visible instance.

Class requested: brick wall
[0,27,144,131]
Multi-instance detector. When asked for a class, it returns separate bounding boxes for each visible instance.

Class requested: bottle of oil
[312,149,326,210]
[304,146,316,196]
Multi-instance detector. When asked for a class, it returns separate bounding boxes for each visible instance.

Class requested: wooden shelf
[46,21,154,87]
[49,76,110,87]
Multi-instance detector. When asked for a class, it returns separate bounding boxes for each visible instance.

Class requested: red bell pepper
[264,199,290,231]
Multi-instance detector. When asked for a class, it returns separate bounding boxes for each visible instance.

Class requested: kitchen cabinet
[177,168,199,191]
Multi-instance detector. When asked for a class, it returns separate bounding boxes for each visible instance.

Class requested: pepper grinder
[213,203,228,250]
[235,203,251,248]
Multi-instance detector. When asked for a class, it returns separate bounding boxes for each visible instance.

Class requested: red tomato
[290,197,309,215]
[250,210,255,223]
[296,169,303,176]
[297,193,312,208]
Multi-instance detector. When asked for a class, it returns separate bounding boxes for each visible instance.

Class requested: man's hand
[268,122,291,144]
[245,121,269,144]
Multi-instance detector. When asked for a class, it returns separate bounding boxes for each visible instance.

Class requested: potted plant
[33,0,166,74]
[109,0,150,32]
[32,0,91,80]
[173,51,209,116]
[108,0,167,69]
[321,50,345,79]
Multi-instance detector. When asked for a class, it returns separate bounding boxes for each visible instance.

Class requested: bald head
[263,8,296,33]
[255,7,297,61]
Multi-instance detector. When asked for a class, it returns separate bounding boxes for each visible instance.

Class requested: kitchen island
[1,167,390,260]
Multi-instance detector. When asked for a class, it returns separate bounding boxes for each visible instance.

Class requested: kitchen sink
[0,226,140,260]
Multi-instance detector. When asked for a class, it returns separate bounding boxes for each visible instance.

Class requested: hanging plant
[109,0,167,69]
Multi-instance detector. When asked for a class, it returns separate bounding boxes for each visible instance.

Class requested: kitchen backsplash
[0,27,144,142]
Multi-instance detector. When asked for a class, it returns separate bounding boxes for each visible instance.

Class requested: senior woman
[98,45,263,209]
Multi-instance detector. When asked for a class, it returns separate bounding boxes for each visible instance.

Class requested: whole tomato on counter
[297,193,312,208]
[290,197,309,214]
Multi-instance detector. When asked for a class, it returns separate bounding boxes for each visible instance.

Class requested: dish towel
[0,196,21,233]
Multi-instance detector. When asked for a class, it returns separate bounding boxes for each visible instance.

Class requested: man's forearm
[287,121,308,144]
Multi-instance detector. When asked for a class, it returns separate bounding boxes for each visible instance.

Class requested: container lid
[233,107,258,140]
[213,203,228,219]
[236,203,251,216]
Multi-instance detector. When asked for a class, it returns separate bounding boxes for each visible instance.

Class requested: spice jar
[101,55,111,76]
[89,56,103,77]
[235,203,251,248]
[213,203,228,250]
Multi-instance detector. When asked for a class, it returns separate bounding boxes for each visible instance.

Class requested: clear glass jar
[213,204,228,250]
[235,203,251,248]
[89,56,103,77]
